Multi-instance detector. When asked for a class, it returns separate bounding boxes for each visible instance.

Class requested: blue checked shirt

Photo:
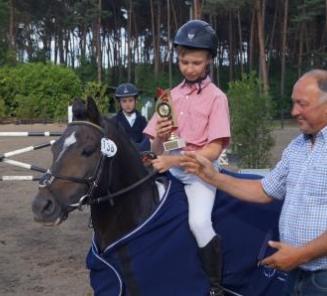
[262,127,327,271]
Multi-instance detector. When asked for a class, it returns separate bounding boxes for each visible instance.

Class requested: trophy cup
[155,88,185,152]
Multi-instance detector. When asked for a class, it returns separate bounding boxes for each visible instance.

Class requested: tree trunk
[80,25,87,62]
[255,0,269,95]
[150,0,160,79]
[96,0,102,83]
[267,4,278,73]
[9,0,15,53]
[279,0,289,129]
[167,0,172,88]
[298,23,304,77]
[54,33,58,64]
[127,0,133,82]
[58,29,65,64]
[228,11,234,81]
[320,0,327,47]
[249,10,255,71]
[171,1,178,31]
[193,0,202,19]
[156,1,161,77]
[280,0,289,99]
[150,0,156,79]
[65,30,69,66]
[237,8,244,76]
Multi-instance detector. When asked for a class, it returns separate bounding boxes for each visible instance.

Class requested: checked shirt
[262,126,327,271]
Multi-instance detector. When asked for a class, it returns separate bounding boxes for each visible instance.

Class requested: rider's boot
[199,235,224,296]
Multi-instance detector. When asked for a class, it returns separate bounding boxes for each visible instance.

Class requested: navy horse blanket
[86,170,287,296]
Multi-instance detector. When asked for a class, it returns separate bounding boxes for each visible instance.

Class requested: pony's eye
[81,146,96,157]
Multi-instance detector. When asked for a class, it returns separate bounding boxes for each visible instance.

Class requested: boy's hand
[180,152,218,186]
[151,155,175,173]
[156,117,173,142]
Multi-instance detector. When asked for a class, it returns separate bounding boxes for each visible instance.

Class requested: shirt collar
[317,125,327,142]
[303,125,327,143]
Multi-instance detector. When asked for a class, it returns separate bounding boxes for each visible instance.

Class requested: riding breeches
[170,166,217,248]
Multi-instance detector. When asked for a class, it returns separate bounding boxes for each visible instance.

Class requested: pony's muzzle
[32,192,65,225]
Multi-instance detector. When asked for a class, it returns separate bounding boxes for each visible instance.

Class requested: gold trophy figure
[155,88,185,152]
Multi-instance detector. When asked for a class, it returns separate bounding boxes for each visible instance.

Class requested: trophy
[155,88,185,152]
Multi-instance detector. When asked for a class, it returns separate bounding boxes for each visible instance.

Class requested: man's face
[291,76,327,135]
[178,50,210,82]
[119,96,136,114]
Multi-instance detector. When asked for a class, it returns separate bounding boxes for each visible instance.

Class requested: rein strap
[89,169,158,205]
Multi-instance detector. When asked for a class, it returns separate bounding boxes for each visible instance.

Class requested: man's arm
[300,231,327,264]
[181,152,272,204]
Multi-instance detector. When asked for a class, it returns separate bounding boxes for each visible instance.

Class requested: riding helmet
[173,20,218,57]
[115,83,139,99]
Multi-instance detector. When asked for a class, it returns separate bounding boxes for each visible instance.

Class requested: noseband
[39,121,157,210]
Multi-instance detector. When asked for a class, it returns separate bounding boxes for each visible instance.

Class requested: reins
[89,169,158,205]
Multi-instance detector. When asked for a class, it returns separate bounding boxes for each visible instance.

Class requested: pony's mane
[103,116,140,156]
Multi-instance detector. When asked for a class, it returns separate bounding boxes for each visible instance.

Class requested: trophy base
[163,138,186,152]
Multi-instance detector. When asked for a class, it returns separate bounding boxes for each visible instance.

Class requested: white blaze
[56,131,77,162]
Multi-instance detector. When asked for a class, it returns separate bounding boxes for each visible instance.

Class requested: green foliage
[135,64,182,97]
[268,61,298,118]
[0,96,5,118]
[74,57,98,83]
[0,63,82,120]
[82,81,109,114]
[228,73,274,168]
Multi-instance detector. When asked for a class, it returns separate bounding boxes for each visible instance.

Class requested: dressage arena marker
[0,132,62,181]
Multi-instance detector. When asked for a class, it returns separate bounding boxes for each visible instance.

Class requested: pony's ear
[86,96,101,125]
[72,97,87,121]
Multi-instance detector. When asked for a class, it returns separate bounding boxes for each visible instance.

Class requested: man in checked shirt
[181,69,327,296]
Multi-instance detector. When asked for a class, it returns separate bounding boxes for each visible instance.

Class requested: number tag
[101,138,117,157]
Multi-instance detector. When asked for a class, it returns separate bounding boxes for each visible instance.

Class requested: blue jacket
[113,110,150,152]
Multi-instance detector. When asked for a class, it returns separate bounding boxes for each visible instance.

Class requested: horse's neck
[91,158,159,252]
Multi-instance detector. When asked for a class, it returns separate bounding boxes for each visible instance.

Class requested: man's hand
[260,241,306,271]
[180,152,218,186]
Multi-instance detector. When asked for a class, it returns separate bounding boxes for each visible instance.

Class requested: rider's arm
[195,139,224,162]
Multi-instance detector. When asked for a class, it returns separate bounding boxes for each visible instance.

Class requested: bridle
[39,121,157,210]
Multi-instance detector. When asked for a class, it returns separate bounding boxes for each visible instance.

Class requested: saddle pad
[86,170,286,296]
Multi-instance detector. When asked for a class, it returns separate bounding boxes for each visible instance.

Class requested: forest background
[0,0,326,167]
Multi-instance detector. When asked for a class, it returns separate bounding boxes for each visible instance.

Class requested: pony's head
[32,97,105,225]
[32,97,149,226]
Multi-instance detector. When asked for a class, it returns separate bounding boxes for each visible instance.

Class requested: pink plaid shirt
[144,76,230,151]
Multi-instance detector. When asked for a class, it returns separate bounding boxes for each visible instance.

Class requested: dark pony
[32,97,160,251]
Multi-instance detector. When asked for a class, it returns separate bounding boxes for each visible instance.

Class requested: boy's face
[178,50,210,82]
[119,96,136,114]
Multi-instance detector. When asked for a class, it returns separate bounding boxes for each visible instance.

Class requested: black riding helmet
[115,83,139,99]
[173,20,218,58]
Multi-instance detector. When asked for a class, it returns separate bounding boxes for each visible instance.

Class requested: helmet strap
[184,72,209,94]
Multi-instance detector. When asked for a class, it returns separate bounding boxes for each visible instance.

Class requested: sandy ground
[0,122,300,295]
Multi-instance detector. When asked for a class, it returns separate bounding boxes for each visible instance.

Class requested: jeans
[282,268,327,296]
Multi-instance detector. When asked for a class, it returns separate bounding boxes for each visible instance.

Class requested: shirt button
[180,112,184,115]
[186,96,189,100]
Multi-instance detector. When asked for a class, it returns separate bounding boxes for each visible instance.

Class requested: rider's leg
[185,179,224,296]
